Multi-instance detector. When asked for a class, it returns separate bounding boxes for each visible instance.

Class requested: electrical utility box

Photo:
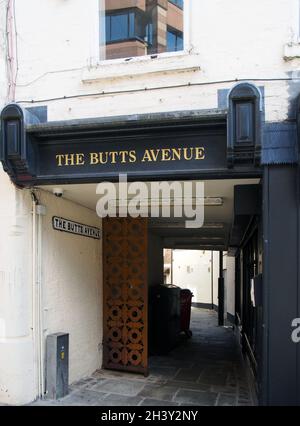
[46,333,69,400]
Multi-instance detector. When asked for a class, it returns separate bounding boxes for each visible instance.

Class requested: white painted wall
[0,174,103,405]
[172,250,212,305]
[0,168,35,405]
[0,4,35,405]
[225,255,236,317]
[212,251,220,308]
[8,0,300,123]
[173,250,235,318]
[38,190,103,386]
[0,5,7,106]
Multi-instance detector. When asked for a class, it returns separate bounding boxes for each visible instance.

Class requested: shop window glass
[167,27,183,52]
[99,0,184,60]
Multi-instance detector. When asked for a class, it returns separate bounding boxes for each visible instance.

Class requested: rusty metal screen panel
[102,217,148,375]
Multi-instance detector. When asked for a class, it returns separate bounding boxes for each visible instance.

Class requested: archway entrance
[98,176,260,387]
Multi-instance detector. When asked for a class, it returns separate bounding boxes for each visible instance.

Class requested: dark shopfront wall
[235,209,264,399]
[235,165,300,406]
[262,165,300,406]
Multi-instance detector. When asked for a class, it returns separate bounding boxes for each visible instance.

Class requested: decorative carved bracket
[227,83,262,168]
[0,104,36,186]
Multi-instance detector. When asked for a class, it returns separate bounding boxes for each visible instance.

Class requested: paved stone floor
[32,308,256,406]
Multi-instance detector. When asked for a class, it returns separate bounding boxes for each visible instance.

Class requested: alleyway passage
[32,309,256,406]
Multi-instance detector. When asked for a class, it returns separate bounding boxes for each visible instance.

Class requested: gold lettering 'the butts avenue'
[55,147,205,167]
[142,147,205,162]
[56,153,85,166]
[90,151,137,165]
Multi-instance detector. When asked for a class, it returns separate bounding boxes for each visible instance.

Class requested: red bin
[180,289,193,338]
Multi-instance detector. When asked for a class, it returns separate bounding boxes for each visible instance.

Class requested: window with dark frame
[100,1,184,60]
[167,27,183,52]
[105,10,143,43]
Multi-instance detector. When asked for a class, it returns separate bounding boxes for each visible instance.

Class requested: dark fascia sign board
[52,216,101,240]
[0,104,262,187]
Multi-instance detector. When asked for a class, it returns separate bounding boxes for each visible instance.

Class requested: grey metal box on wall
[46,333,69,400]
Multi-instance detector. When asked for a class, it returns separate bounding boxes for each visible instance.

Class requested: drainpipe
[37,203,45,398]
[31,191,46,399]
[31,193,38,397]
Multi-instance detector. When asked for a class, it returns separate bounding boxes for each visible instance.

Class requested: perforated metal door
[102,217,148,375]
